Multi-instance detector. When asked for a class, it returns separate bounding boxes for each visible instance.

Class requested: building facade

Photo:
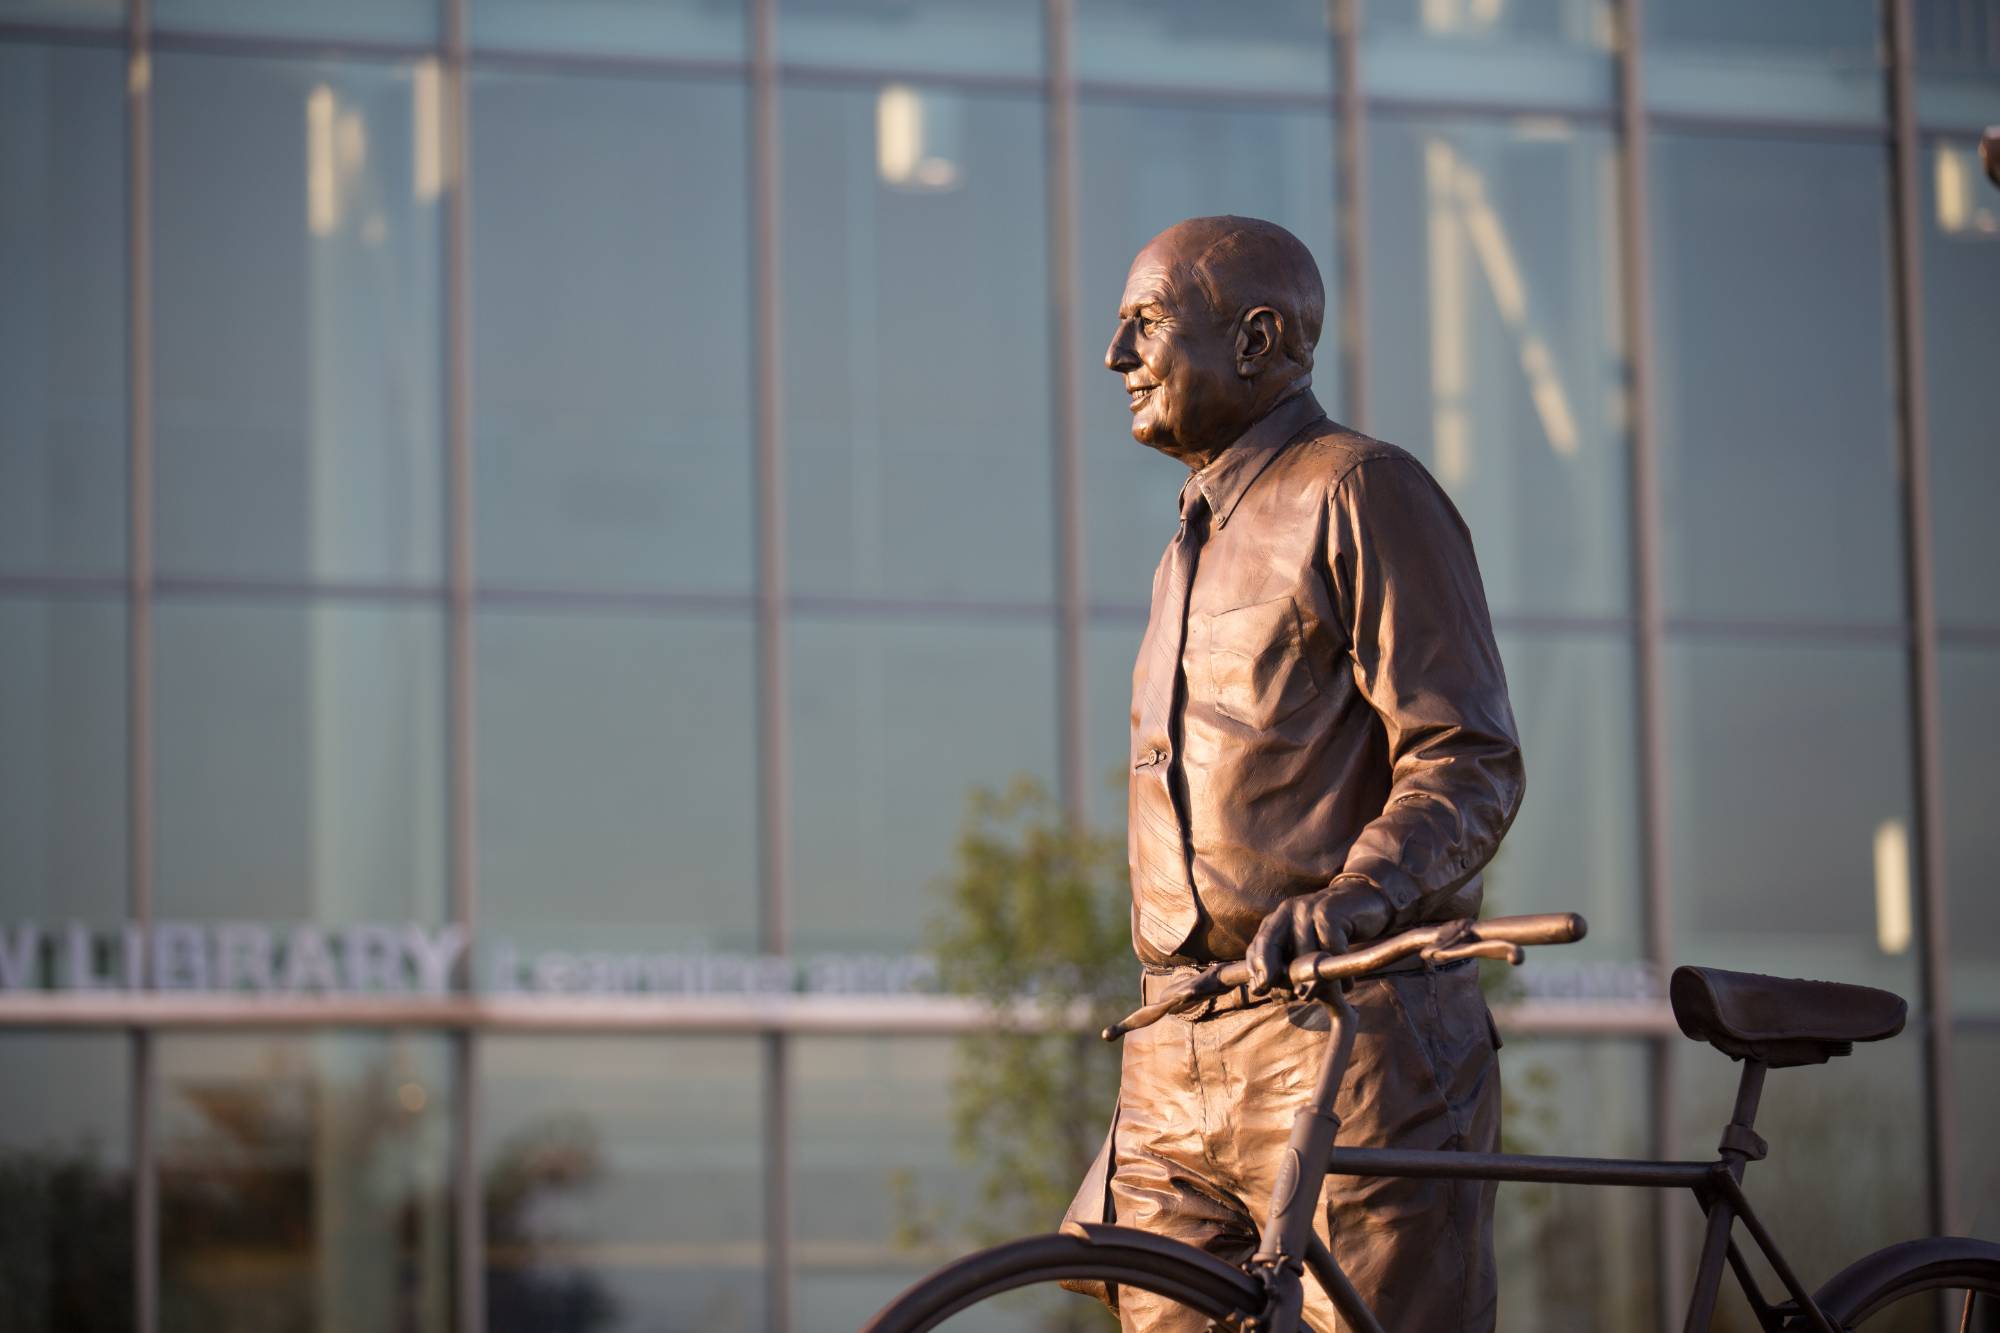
[1,0,1996,1329]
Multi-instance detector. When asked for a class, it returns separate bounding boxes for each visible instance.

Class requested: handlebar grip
[1471,912,1589,946]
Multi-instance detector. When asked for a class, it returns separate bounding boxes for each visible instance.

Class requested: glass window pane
[1941,646,2000,1016]
[1644,0,1885,125]
[1494,1040,1655,1329]
[789,616,1058,954]
[1368,114,1629,619]
[154,600,447,925]
[1666,639,1918,994]
[154,54,444,585]
[1916,0,2000,128]
[1953,1026,2000,1239]
[152,0,435,43]
[158,1033,454,1333]
[779,0,1040,78]
[1084,617,1141,833]
[477,610,759,961]
[793,1035,1068,1330]
[482,1036,764,1332]
[472,72,753,595]
[781,84,1052,604]
[0,1034,131,1333]
[1077,99,1338,607]
[1488,632,1641,962]
[0,0,122,23]
[1,44,125,579]
[473,0,745,60]
[1,596,126,926]
[1074,0,1333,95]
[1650,134,1900,625]
[1363,0,1615,107]
[1922,138,2000,626]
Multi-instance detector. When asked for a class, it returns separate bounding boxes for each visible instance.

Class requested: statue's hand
[1246,877,1393,996]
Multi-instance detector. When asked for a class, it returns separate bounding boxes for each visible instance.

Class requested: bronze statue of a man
[1063,216,1525,1331]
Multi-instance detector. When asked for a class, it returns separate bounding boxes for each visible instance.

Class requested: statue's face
[1104,239,1250,466]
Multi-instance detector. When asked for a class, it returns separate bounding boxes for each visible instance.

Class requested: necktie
[1129,485,1210,957]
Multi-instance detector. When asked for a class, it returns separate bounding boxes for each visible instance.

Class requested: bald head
[1146,216,1324,371]
[1106,216,1324,467]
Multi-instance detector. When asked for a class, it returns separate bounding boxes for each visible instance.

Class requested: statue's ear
[1235,306,1282,377]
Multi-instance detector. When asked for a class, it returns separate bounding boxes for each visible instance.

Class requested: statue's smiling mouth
[1127,381,1159,410]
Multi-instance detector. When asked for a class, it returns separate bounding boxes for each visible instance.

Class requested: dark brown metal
[1325,1146,1710,1190]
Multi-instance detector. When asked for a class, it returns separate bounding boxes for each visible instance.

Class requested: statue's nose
[1106,325,1139,373]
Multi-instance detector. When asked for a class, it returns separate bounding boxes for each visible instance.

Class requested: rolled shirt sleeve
[1326,455,1526,929]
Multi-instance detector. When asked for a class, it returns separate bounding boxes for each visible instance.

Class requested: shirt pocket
[1201,595,1322,728]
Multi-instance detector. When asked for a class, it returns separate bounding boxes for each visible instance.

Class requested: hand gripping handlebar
[1102,912,1588,1040]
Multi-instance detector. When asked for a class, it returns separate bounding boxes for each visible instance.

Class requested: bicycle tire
[1807,1236,2000,1329]
[860,1226,1266,1332]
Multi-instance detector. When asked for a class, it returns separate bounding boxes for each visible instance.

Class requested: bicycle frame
[1259,985,1838,1333]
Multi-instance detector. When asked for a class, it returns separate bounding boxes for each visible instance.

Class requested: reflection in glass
[1649,134,1900,625]
[1077,100,1337,606]
[1644,0,1884,124]
[0,598,126,926]
[152,0,436,42]
[1074,0,1332,94]
[1915,0,2000,128]
[473,0,744,60]
[1670,1031,1927,1326]
[1363,0,1614,108]
[477,610,759,959]
[1,44,126,578]
[1369,115,1628,619]
[1922,137,2000,625]
[482,1037,764,1332]
[158,1033,453,1333]
[153,54,443,585]
[1084,618,1144,833]
[782,84,1051,604]
[1666,639,1916,993]
[1952,1027,2000,1239]
[0,1034,131,1333]
[0,0,122,21]
[1940,647,2000,1016]
[788,617,1058,954]
[779,0,1041,78]
[1494,1041,1654,1329]
[1487,632,1640,961]
[792,1035,1065,1330]
[154,601,447,924]
[472,72,754,594]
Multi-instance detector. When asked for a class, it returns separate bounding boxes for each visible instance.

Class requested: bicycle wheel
[861,1226,1266,1332]
[1807,1237,2000,1331]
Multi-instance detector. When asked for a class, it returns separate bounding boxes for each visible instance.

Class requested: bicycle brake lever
[1421,938,1523,967]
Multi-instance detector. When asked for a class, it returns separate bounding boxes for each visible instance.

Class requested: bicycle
[862,911,2000,1331]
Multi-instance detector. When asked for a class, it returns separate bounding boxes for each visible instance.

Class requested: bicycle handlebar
[1101,911,1588,1040]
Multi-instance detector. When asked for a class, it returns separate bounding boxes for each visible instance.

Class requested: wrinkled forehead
[1118,242,1197,315]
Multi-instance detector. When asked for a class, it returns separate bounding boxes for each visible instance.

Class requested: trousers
[1069,962,1501,1332]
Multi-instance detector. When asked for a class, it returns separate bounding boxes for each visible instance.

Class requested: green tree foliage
[929,777,1138,1247]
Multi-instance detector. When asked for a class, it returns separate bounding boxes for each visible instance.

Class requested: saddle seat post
[1719,1059,1770,1172]
[1681,1058,1771,1333]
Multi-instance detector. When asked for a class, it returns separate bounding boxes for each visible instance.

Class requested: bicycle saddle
[1669,965,1906,1068]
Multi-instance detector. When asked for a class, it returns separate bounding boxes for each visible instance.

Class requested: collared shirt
[1127,389,1525,965]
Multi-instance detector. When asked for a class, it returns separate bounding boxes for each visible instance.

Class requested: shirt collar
[1181,389,1327,530]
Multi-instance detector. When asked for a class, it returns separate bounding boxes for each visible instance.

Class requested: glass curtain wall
[0,0,1995,1329]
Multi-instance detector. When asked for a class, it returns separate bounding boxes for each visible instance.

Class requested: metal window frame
[124,1,157,1330]
[1885,0,1957,1242]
